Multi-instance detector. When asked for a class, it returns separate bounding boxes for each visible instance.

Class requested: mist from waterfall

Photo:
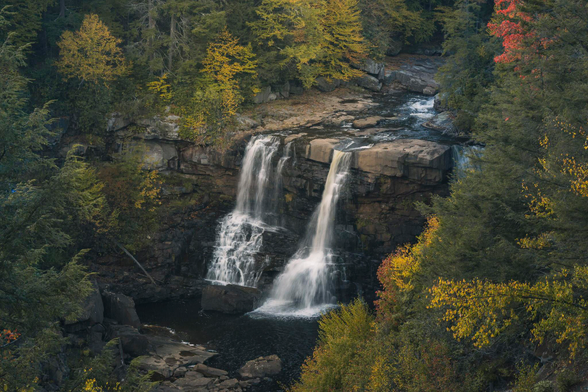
[256,150,352,317]
[206,136,287,287]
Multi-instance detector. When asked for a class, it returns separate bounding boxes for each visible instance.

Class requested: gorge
[123,74,473,389]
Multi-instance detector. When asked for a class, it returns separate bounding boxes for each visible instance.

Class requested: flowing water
[206,136,285,287]
[256,150,353,317]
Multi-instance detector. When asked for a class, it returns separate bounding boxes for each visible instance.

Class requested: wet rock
[201,284,262,314]
[356,74,383,92]
[109,325,150,357]
[238,355,282,379]
[102,291,141,328]
[423,112,457,135]
[315,77,341,92]
[353,116,385,129]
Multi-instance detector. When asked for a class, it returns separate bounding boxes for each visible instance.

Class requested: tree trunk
[59,0,65,18]
[168,12,175,71]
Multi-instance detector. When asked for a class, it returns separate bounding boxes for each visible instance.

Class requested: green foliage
[251,0,367,88]
[95,147,162,251]
[436,0,498,131]
[290,299,377,392]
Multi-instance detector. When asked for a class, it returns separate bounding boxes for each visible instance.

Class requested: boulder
[423,112,457,135]
[66,280,104,326]
[352,59,385,78]
[201,284,262,314]
[278,81,290,98]
[423,86,437,96]
[355,74,382,92]
[109,325,150,357]
[383,70,396,85]
[388,70,439,94]
[353,116,385,129]
[102,291,141,328]
[254,86,272,104]
[315,77,341,92]
[238,355,282,379]
[305,138,339,164]
[194,363,228,377]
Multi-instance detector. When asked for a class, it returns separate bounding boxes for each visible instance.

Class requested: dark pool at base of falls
[136,298,321,391]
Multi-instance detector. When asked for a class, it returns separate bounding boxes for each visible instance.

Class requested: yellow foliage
[429,266,588,358]
[147,74,172,104]
[56,14,128,84]
[376,216,439,322]
[180,30,257,146]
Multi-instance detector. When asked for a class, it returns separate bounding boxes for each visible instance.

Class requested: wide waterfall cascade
[256,150,353,317]
[206,136,288,287]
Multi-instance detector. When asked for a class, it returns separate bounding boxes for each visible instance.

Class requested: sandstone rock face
[238,355,282,379]
[201,284,262,314]
[102,291,141,328]
[354,140,452,184]
[305,138,339,164]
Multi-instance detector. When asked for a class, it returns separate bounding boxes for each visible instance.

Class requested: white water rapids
[256,150,352,317]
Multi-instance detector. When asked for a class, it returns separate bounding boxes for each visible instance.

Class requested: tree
[251,0,367,88]
[180,29,258,146]
[436,0,498,131]
[56,13,129,84]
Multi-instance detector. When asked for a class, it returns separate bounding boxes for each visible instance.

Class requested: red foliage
[1,329,20,345]
[488,0,538,63]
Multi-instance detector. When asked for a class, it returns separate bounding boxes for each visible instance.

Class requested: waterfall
[451,145,483,177]
[257,150,352,316]
[206,136,284,287]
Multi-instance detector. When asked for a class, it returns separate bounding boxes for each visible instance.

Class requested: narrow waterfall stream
[206,136,284,287]
[256,150,352,317]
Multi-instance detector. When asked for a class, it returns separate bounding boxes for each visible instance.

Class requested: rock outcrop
[238,355,282,379]
[201,284,262,314]
[102,291,142,328]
